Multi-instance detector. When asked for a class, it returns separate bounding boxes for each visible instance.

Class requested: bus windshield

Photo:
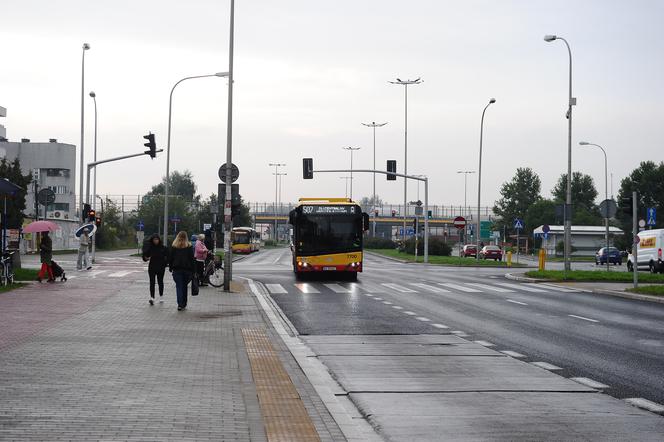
[296,214,362,255]
[233,232,250,244]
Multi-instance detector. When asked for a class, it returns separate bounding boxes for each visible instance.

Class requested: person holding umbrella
[77,230,92,271]
[37,231,54,282]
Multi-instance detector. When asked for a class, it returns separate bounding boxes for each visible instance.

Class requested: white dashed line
[373,297,384,301]
[624,398,664,414]
[431,323,449,329]
[392,306,403,310]
[531,362,562,371]
[403,311,416,316]
[382,301,393,305]
[571,377,609,389]
[415,317,431,322]
[568,314,599,323]
[500,350,526,358]
[506,299,528,305]
[474,340,495,347]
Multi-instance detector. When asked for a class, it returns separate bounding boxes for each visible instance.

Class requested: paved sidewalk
[0,274,345,441]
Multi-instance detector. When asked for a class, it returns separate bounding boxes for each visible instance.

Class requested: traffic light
[87,208,96,223]
[620,194,633,215]
[387,160,397,180]
[82,203,91,222]
[143,132,156,158]
[303,158,313,179]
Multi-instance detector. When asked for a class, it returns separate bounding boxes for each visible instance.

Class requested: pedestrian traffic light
[87,208,96,223]
[303,158,313,179]
[82,203,91,222]
[387,160,397,180]
[143,132,156,158]
[620,194,633,216]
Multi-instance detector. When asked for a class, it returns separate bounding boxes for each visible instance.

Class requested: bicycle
[202,252,224,288]
[0,251,15,286]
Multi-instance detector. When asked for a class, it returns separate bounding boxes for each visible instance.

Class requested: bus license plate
[323,266,336,271]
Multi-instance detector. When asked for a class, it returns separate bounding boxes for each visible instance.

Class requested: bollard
[507,251,512,267]
[538,248,546,271]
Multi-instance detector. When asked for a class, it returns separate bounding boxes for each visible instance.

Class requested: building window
[47,203,70,212]
[45,168,70,178]
[47,185,68,195]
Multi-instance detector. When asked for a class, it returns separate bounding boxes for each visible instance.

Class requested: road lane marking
[465,283,515,293]
[500,350,525,358]
[358,282,385,293]
[451,330,467,336]
[431,323,449,329]
[373,297,384,301]
[266,284,287,294]
[410,283,450,293]
[403,311,416,315]
[506,299,528,305]
[294,283,320,294]
[272,251,285,264]
[415,317,431,322]
[624,398,664,414]
[494,282,546,293]
[474,340,495,347]
[531,362,562,370]
[538,283,578,293]
[108,270,140,277]
[324,283,351,293]
[392,306,403,310]
[438,283,482,293]
[382,301,393,305]
[568,314,599,323]
[381,283,417,293]
[571,377,609,389]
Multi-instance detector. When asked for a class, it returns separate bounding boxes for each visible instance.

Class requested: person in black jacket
[142,233,168,305]
[168,231,196,311]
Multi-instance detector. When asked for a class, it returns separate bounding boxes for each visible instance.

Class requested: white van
[627,228,664,273]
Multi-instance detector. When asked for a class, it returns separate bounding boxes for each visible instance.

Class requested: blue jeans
[172,271,191,308]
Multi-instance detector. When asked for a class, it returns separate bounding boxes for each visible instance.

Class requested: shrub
[263,239,276,247]
[399,236,452,256]
[364,237,397,249]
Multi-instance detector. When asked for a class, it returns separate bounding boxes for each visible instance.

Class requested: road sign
[37,188,56,206]
[218,163,239,183]
[453,216,466,229]
[542,224,550,234]
[514,218,524,230]
[599,199,617,218]
[203,223,212,231]
[415,206,423,216]
[634,235,640,245]
[647,207,656,226]
[399,228,415,236]
[136,220,145,231]
[170,216,181,223]
[638,219,646,228]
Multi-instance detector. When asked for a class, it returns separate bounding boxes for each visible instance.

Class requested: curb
[505,272,664,304]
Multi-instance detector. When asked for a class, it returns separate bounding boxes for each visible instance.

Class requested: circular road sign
[453,216,466,230]
[218,163,239,183]
[638,219,646,228]
[37,188,56,206]
[634,235,640,245]
[599,199,617,219]
[542,224,550,234]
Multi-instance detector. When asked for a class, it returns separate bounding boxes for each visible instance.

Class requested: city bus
[231,227,260,253]
[289,198,369,280]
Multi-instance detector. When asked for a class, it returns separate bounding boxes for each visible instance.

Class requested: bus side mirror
[362,213,370,231]
[289,210,296,225]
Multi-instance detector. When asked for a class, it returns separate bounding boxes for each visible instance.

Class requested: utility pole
[222,0,235,292]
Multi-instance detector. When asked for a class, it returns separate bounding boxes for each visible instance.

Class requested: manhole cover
[196,311,242,320]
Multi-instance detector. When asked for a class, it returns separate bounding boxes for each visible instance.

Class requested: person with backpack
[194,233,209,287]
[168,231,196,311]
[37,231,54,283]
[142,233,168,306]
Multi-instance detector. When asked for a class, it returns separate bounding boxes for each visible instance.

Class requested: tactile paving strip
[242,328,321,442]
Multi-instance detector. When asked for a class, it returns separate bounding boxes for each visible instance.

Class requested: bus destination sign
[301,205,357,215]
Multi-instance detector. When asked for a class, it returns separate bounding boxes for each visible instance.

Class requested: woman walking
[37,231,54,283]
[194,233,209,287]
[143,233,168,306]
[168,231,196,311]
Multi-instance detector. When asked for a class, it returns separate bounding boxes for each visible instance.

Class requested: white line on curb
[474,340,495,347]
[571,377,609,389]
[392,306,403,310]
[568,314,599,323]
[531,361,563,370]
[500,350,526,358]
[415,317,430,322]
[431,323,449,329]
[624,398,664,414]
[403,311,416,315]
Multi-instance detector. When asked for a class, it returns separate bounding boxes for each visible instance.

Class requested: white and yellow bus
[231,227,260,254]
[289,198,369,280]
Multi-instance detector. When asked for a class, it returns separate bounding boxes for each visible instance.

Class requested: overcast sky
[1,0,662,209]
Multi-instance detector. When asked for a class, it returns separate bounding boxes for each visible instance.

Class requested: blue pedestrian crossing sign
[136,220,145,231]
[647,207,656,226]
[514,218,524,230]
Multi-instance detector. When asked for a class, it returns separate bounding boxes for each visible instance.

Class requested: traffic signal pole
[223,0,236,292]
[632,190,638,288]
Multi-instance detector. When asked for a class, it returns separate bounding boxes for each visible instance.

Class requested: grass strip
[525,270,664,283]
[626,286,664,296]
[0,283,27,293]
[14,268,40,281]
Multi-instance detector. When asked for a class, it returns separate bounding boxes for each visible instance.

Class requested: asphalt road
[237,247,664,407]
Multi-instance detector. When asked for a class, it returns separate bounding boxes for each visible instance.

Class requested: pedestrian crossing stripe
[537,283,578,293]
[294,283,320,294]
[266,284,287,294]
[325,283,352,293]
[438,282,482,293]
[381,283,416,293]
[494,282,546,293]
[464,283,515,293]
[410,283,450,293]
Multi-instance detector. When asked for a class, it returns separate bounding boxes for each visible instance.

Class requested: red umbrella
[23,220,60,233]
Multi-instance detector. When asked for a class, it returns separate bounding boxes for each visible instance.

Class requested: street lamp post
[269,163,285,242]
[339,176,352,198]
[476,98,496,262]
[544,34,575,272]
[79,43,90,219]
[273,171,287,241]
[390,78,422,242]
[457,171,475,217]
[580,141,609,272]
[362,121,387,236]
[342,147,361,200]
[163,72,229,242]
[89,91,98,263]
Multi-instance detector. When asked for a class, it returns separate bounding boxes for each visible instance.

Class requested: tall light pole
[580,141,609,271]
[269,163,285,242]
[544,34,575,272]
[79,43,90,219]
[362,121,387,236]
[477,98,496,262]
[163,72,229,242]
[342,147,361,199]
[89,91,98,263]
[390,77,422,242]
[339,176,352,198]
[457,170,475,217]
[274,171,287,240]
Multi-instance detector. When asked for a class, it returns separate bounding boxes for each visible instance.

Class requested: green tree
[233,196,252,227]
[552,172,599,210]
[149,170,198,201]
[493,167,541,233]
[96,198,132,249]
[616,161,664,240]
[0,158,32,228]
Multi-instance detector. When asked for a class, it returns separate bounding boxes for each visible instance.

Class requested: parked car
[626,228,664,273]
[479,245,503,261]
[595,247,622,266]
[462,244,477,258]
